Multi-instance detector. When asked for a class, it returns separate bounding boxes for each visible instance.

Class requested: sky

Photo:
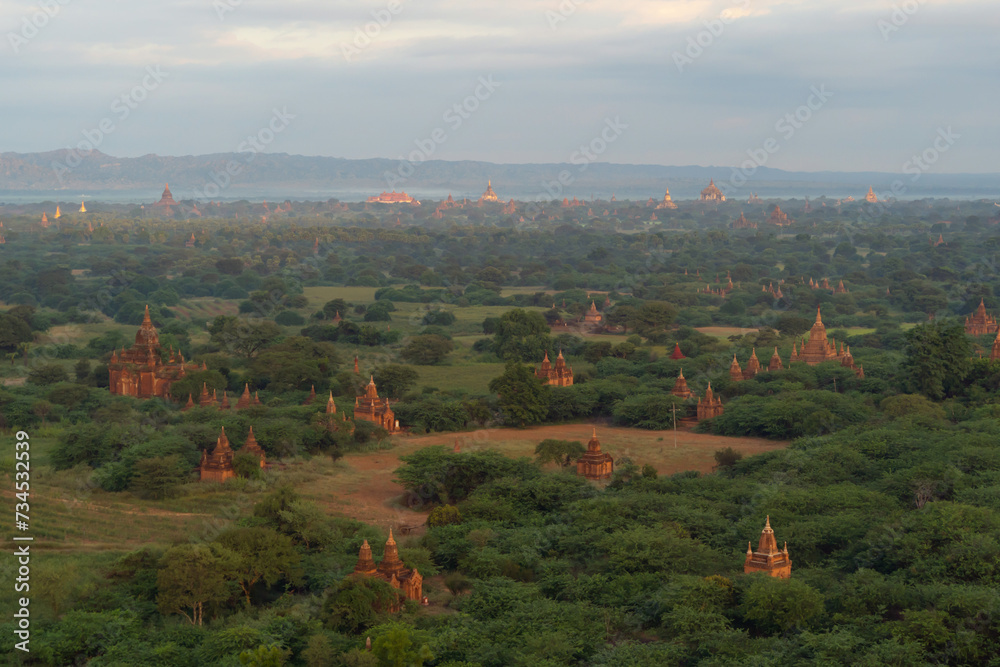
[1,0,997,173]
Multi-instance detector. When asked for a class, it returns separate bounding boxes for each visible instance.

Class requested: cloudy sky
[2,0,996,173]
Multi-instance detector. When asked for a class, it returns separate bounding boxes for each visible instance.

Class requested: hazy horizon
[2,0,997,175]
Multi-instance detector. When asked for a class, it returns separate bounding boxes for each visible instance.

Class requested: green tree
[741,576,825,633]
[401,334,454,365]
[372,365,419,398]
[27,363,69,385]
[130,455,190,499]
[491,309,551,362]
[488,362,550,426]
[157,544,237,626]
[901,319,971,400]
[371,622,434,667]
[239,644,289,667]
[0,313,32,352]
[217,527,301,606]
[209,315,282,359]
[534,439,586,467]
[632,301,677,338]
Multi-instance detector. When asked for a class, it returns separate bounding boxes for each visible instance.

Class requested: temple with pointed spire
[576,428,614,480]
[151,184,179,214]
[200,427,236,482]
[352,530,423,610]
[241,427,266,469]
[864,186,878,203]
[700,179,726,202]
[729,354,743,382]
[535,350,574,386]
[791,307,842,365]
[655,187,678,209]
[355,376,398,432]
[671,369,693,399]
[990,330,1000,362]
[108,305,188,400]
[768,347,784,372]
[479,180,500,203]
[696,382,724,420]
[744,516,791,578]
[743,349,762,379]
[584,300,603,324]
[965,298,999,336]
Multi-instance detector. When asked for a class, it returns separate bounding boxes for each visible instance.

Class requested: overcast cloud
[1,0,996,172]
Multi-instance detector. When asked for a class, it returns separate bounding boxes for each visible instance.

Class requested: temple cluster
[353,531,423,610]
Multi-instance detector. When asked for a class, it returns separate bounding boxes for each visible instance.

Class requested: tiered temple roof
[241,427,266,469]
[584,300,602,323]
[152,184,179,212]
[743,349,762,379]
[991,330,1000,362]
[729,354,743,382]
[696,382,724,420]
[367,191,420,205]
[700,179,726,202]
[353,531,423,608]
[655,188,678,209]
[768,347,784,372]
[479,180,500,203]
[577,428,614,480]
[791,307,842,365]
[536,350,574,386]
[965,298,999,336]
[732,211,757,229]
[669,343,686,360]
[671,369,693,399]
[355,376,398,433]
[865,186,878,203]
[744,516,791,578]
[108,305,187,400]
[767,205,793,226]
[200,427,236,482]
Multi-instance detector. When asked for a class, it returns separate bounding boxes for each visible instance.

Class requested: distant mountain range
[1,150,997,203]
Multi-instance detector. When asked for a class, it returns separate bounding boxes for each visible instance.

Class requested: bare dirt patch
[298,425,785,526]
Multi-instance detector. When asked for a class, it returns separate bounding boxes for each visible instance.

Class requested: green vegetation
[3,197,1000,663]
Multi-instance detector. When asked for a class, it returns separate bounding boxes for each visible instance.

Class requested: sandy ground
[299,424,785,527]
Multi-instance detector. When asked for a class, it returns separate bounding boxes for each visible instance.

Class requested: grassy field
[412,363,505,394]
[303,286,379,309]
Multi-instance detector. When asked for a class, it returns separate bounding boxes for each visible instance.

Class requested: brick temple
[108,305,187,400]
[355,376,398,433]
[744,516,791,578]
[535,350,574,386]
[577,428,614,480]
[353,530,423,610]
